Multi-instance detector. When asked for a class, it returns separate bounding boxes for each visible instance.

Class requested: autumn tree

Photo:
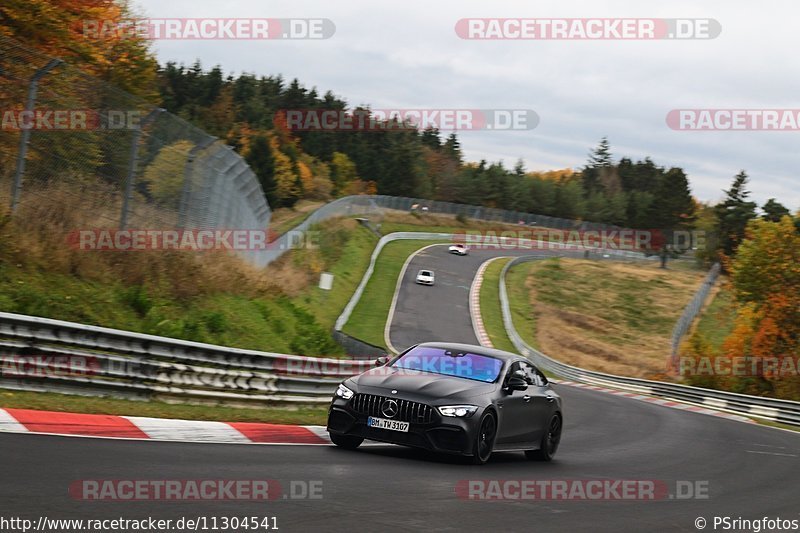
[1,0,158,98]
[721,216,800,398]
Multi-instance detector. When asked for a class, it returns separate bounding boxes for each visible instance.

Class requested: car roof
[412,342,522,362]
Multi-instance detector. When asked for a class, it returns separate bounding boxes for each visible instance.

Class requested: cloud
[133,0,800,209]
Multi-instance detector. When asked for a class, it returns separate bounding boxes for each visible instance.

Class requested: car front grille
[351,393,435,424]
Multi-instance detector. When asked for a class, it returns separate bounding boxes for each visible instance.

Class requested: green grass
[0,390,329,425]
[689,284,735,355]
[505,261,541,350]
[478,258,518,354]
[270,206,320,237]
[498,258,708,376]
[289,224,377,333]
[0,221,378,357]
[343,240,447,348]
[528,259,683,340]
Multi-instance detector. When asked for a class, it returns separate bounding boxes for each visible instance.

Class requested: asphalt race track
[2,245,799,532]
[389,244,576,351]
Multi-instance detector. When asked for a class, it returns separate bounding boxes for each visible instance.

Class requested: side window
[520,362,548,386]
[504,361,521,385]
[519,362,536,386]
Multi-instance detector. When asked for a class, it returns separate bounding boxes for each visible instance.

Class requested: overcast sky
[133,0,799,210]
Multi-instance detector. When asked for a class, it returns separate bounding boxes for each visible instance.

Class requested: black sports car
[326,342,563,464]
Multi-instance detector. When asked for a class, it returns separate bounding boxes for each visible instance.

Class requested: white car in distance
[448,244,468,256]
[415,269,435,286]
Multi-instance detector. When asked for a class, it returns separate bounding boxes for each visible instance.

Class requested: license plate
[367,416,409,432]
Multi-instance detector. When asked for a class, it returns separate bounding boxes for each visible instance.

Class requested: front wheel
[525,413,562,462]
[472,411,497,465]
[330,433,364,450]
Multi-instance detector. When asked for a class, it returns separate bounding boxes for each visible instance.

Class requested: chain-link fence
[0,36,270,263]
[265,194,696,267]
[371,195,628,230]
[669,262,721,365]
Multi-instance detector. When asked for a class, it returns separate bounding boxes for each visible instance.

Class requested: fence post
[120,108,164,229]
[10,59,61,212]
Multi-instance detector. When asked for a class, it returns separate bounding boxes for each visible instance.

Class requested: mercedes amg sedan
[326,342,562,464]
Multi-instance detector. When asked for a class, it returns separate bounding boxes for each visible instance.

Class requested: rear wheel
[525,414,562,462]
[472,412,497,465]
[330,433,364,450]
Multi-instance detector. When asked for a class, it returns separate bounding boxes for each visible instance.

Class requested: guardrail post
[120,108,164,229]
[10,59,61,212]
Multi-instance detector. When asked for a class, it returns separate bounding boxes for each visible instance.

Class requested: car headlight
[437,405,478,417]
[335,383,354,400]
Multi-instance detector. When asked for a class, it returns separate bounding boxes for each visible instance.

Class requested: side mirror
[506,376,528,392]
[375,356,389,367]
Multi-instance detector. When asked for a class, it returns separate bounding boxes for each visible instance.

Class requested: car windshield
[420,271,431,276]
[391,346,503,383]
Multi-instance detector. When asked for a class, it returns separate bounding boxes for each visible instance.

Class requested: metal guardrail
[0,312,372,404]
[498,257,800,426]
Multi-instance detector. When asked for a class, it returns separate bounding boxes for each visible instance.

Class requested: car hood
[351,366,496,400]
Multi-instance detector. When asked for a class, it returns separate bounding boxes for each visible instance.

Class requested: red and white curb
[0,408,332,445]
[470,257,505,348]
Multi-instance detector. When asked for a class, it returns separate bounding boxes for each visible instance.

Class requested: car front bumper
[327,397,479,456]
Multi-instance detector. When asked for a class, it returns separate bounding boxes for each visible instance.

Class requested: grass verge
[0,390,329,425]
[685,283,735,355]
[503,258,707,378]
[477,258,518,354]
[342,240,447,348]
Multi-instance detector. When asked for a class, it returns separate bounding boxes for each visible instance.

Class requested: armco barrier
[0,312,372,404]
[497,257,800,426]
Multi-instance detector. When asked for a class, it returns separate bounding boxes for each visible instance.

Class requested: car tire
[525,413,562,462]
[330,433,364,450]
[472,411,497,465]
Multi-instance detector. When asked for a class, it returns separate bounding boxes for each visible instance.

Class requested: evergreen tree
[762,198,791,222]
[714,171,758,256]
[244,135,278,207]
[648,168,696,230]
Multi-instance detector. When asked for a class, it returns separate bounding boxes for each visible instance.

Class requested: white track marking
[124,416,251,443]
[0,409,28,433]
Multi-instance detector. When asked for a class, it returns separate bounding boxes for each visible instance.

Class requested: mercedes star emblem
[381,399,399,418]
